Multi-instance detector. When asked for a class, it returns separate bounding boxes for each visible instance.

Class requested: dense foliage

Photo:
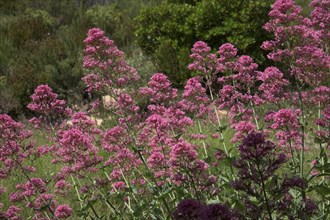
[0,0,86,115]
[0,0,157,116]
[135,0,273,86]
[0,0,329,219]
[1,0,277,115]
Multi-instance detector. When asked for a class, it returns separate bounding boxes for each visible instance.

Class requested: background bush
[135,0,273,86]
[0,0,284,115]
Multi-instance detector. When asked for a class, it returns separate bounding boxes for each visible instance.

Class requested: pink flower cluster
[188,40,263,143]
[265,109,302,152]
[218,53,260,142]
[55,204,72,219]
[8,178,69,219]
[168,139,216,195]
[139,106,194,180]
[0,206,21,220]
[27,84,71,129]
[140,73,178,105]
[54,179,71,195]
[308,86,330,106]
[102,125,142,188]
[310,0,330,42]
[53,122,103,178]
[257,67,289,103]
[179,77,210,118]
[83,28,139,92]
[169,139,207,172]
[10,178,47,202]
[263,0,330,86]
[188,41,217,77]
[115,93,141,125]
[0,114,33,178]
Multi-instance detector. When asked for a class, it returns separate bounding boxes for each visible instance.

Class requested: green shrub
[86,0,154,54]
[135,0,273,86]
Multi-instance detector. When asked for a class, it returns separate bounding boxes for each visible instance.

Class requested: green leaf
[265,176,278,194]
[316,185,330,196]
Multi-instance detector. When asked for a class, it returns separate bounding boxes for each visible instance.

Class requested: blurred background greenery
[2,0,307,117]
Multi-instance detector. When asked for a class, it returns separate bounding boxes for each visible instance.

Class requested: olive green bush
[135,0,273,86]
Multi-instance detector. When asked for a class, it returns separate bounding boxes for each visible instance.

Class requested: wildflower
[54,127,103,177]
[148,151,165,169]
[172,199,203,220]
[32,194,57,211]
[54,180,71,195]
[315,104,330,143]
[3,206,21,220]
[113,181,126,191]
[188,41,217,76]
[263,0,330,86]
[27,85,71,128]
[258,67,289,103]
[232,132,287,218]
[199,203,241,220]
[179,77,210,118]
[265,109,302,152]
[218,43,238,60]
[170,139,198,167]
[140,73,177,104]
[55,205,72,219]
[82,28,139,92]
[282,176,307,190]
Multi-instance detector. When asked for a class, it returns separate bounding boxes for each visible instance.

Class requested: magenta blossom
[82,28,139,92]
[55,205,72,219]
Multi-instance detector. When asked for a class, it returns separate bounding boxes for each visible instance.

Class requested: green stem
[186,168,201,201]
[317,101,326,184]
[250,101,260,130]
[298,91,307,204]
[197,120,208,157]
[119,169,135,213]
[85,176,120,217]
[90,204,100,219]
[208,79,229,155]
[214,109,229,155]
[256,160,273,220]
[70,175,83,209]
[298,92,305,179]
[288,140,297,174]
[136,151,171,216]
[306,143,324,178]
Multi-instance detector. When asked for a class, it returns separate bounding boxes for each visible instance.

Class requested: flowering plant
[0,0,329,219]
